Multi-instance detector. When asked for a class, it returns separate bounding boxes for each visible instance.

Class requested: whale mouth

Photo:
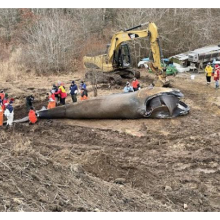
[145,91,190,118]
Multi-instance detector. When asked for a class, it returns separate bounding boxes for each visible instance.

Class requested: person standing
[69,81,78,103]
[47,91,56,109]
[2,93,9,112]
[52,84,59,105]
[0,99,3,127]
[26,95,34,112]
[132,78,140,91]
[80,81,88,100]
[4,100,14,127]
[55,82,67,105]
[0,90,5,101]
[205,63,213,85]
[214,64,220,89]
[123,82,134,93]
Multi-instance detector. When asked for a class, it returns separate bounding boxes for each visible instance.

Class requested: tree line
[0,8,219,73]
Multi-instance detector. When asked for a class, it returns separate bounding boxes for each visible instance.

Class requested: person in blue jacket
[123,82,134,93]
[80,81,88,100]
[69,81,78,103]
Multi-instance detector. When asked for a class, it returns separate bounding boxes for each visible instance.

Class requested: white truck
[188,45,220,69]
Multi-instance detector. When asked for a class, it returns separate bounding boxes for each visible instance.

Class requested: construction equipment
[83,22,169,87]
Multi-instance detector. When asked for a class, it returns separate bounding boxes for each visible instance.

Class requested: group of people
[27,80,88,125]
[44,80,89,111]
[39,80,88,112]
[69,80,88,103]
[0,90,14,127]
[0,80,89,127]
[123,77,140,93]
[205,63,220,89]
[50,80,88,106]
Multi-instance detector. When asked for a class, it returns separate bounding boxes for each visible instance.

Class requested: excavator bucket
[148,62,170,87]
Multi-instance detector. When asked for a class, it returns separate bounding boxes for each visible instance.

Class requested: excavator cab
[113,43,131,68]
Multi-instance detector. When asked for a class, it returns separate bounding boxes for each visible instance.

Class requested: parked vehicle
[188,45,220,68]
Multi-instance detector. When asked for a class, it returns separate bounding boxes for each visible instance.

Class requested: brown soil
[1,70,220,211]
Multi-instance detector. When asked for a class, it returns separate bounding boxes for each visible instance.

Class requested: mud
[1,70,220,211]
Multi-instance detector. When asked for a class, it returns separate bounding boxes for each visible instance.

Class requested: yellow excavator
[83,22,169,87]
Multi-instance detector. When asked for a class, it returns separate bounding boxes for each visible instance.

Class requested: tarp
[173,63,190,73]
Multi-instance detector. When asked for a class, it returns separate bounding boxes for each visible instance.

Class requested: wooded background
[0,8,219,74]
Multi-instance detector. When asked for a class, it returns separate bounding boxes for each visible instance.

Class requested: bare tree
[20,11,80,73]
[1,8,220,74]
[0,9,19,44]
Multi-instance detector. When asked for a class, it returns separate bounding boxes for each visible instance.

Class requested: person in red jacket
[0,99,3,127]
[132,78,140,91]
[55,82,67,105]
[28,107,38,124]
[214,64,220,89]
[2,93,9,111]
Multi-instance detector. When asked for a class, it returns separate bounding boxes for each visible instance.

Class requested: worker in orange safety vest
[79,81,88,101]
[0,90,5,101]
[0,99,3,126]
[47,91,56,109]
[28,107,38,124]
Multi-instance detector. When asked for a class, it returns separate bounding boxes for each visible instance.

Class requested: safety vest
[28,110,37,124]
[0,106,3,126]
[0,93,4,100]
[47,94,56,109]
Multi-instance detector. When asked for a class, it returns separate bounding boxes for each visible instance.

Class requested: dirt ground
[1,69,220,212]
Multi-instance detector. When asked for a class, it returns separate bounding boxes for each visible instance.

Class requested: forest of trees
[0,8,220,74]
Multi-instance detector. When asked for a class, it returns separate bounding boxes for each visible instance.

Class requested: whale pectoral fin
[13,116,29,123]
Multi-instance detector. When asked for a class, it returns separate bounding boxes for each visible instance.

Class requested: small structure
[170,53,189,67]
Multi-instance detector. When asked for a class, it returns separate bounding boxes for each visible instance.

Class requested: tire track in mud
[1,122,174,212]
